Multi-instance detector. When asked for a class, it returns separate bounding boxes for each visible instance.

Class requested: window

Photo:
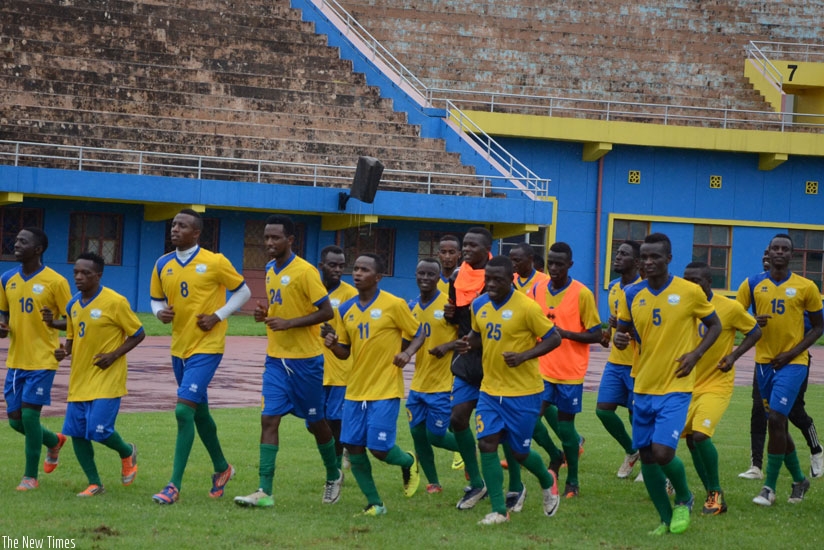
[417,230,464,264]
[68,213,123,265]
[789,229,824,291]
[609,219,649,281]
[692,224,730,289]
[164,218,220,253]
[0,207,43,260]
[242,220,305,269]
[338,226,395,276]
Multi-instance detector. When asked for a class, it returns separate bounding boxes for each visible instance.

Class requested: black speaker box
[350,156,383,204]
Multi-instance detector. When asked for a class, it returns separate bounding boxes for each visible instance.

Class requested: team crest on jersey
[166,268,174,276]
[480,311,488,318]
[90,309,102,319]
[9,282,15,289]
[638,298,646,306]
[370,308,382,319]
[280,275,291,285]
[434,310,444,320]
[331,298,341,308]
[195,264,207,274]
[501,310,513,320]
[760,286,768,292]
[32,284,44,295]
[348,314,355,321]
[785,288,797,298]
[667,294,681,305]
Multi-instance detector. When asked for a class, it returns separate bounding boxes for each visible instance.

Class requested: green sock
[171,403,196,488]
[519,447,554,490]
[641,462,672,525]
[533,419,563,462]
[21,408,44,479]
[72,438,101,486]
[454,428,483,488]
[101,430,133,459]
[784,449,806,483]
[596,408,635,453]
[335,453,342,470]
[428,430,459,452]
[194,402,228,473]
[9,418,24,435]
[688,445,710,491]
[318,438,340,481]
[259,444,278,495]
[765,453,784,491]
[41,427,59,449]
[544,404,560,436]
[349,452,382,506]
[411,424,438,485]
[502,444,523,492]
[558,420,579,487]
[695,438,720,491]
[660,456,690,503]
[480,451,506,514]
[383,445,414,468]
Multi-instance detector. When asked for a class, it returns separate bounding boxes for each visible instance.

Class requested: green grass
[136,313,262,337]
[2,386,824,548]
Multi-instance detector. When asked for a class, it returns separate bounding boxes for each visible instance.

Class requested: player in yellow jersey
[736,234,823,507]
[510,243,549,297]
[150,209,251,504]
[455,255,562,525]
[407,258,460,494]
[681,261,760,515]
[234,215,340,509]
[615,233,720,535]
[54,252,144,497]
[532,242,602,498]
[1,227,72,491]
[317,245,358,471]
[597,240,642,479]
[437,234,461,295]
[323,254,425,516]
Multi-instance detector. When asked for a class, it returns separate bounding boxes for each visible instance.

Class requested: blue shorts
[62,399,121,442]
[262,355,324,423]
[451,375,479,407]
[476,392,541,452]
[406,390,451,436]
[172,354,222,404]
[756,363,807,417]
[632,392,691,450]
[542,380,583,414]
[323,385,347,421]
[341,398,400,452]
[596,362,634,410]
[4,368,56,413]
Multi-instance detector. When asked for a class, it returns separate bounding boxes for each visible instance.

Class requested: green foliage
[2,387,823,548]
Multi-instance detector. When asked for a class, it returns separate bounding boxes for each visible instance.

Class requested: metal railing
[748,41,824,63]
[745,41,786,90]
[311,5,824,134]
[0,140,550,198]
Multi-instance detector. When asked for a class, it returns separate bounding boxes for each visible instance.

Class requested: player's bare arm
[394,330,426,368]
[769,310,823,371]
[718,324,762,373]
[94,331,146,369]
[265,299,334,332]
[502,329,561,367]
[675,313,721,378]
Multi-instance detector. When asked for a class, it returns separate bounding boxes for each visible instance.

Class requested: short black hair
[771,233,794,252]
[265,214,295,237]
[549,241,573,261]
[177,209,203,231]
[644,232,672,255]
[486,255,513,277]
[418,257,442,271]
[320,245,344,262]
[77,251,105,275]
[510,242,535,257]
[360,253,385,274]
[465,227,492,249]
[622,240,641,258]
[684,261,711,282]
[439,234,461,247]
[21,226,48,254]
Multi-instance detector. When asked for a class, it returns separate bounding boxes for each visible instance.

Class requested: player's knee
[8,417,24,434]
[691,431,708,444]
[369,448,388,461]
[595,407,614,424]
[450,411,470,431]
[767,410,788,428]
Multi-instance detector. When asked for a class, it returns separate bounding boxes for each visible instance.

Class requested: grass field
[136,313,261,337]
[2,386,824,549]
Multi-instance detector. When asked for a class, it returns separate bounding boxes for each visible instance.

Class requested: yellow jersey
[322,280,357,386]
[409,290,458,393]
